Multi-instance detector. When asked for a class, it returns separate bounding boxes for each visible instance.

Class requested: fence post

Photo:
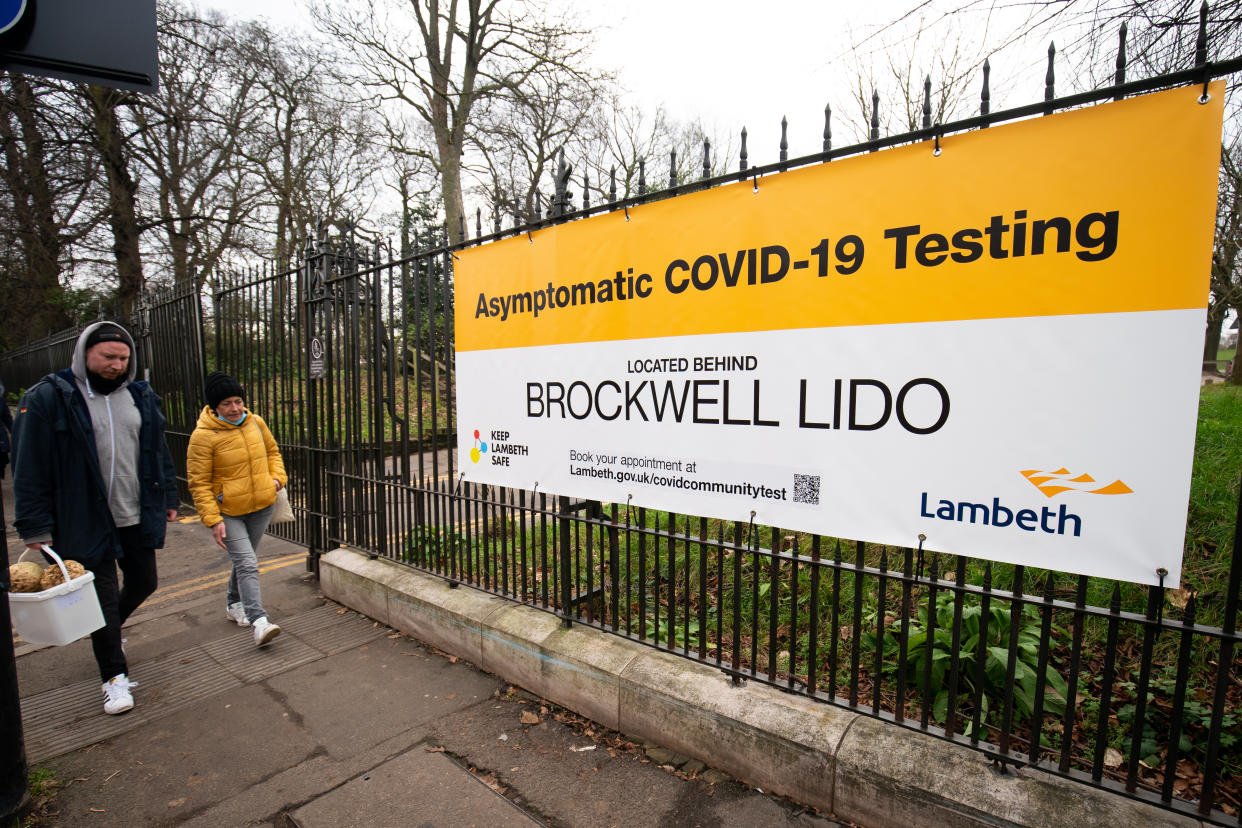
[0,577,30,822]
[559,494,572,628]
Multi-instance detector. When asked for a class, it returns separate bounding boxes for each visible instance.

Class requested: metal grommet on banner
[747,510,758,552]
[933,130,942,157]
[624,204,631,222]
[916,533,927,580]
[1155,567,1169,630]
[626,493,634,526]
[527,230,534,243]
[752,173,760,193]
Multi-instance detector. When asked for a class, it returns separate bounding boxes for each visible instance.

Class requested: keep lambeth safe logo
[1020,468,1133,497]
[470,429,488,464]
[469,429,527,466]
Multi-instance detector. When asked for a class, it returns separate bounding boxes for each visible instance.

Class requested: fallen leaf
[1103,748,1124,768]
[1167,587,1196,610]
[478,773,505,794]
[168,798,186,807]
[425,746,446,753]
[521,711,540,725]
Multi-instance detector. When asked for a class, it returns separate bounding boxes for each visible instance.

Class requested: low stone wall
[319,547,1202,828]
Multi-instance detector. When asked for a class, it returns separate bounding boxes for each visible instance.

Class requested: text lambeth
[920,493,1082,536]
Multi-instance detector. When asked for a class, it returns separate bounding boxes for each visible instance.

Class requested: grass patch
[1,767,60,828]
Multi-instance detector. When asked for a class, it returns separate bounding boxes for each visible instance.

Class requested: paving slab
[288,748,539,827]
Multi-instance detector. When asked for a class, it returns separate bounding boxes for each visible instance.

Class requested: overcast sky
[200,0,1056,162]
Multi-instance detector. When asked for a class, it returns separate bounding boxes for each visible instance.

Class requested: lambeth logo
[1020,468,1133,497]
[470,429,488,464]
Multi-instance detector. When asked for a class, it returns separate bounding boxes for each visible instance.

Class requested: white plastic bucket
[9,545,105,646]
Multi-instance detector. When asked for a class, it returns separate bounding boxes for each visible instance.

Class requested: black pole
[0,577,31,821]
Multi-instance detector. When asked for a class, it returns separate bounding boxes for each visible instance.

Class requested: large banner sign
[455,83,1225,587]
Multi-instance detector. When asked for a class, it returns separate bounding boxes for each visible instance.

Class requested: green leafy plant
[1115,668,1242,771]
[867,592,1068,731]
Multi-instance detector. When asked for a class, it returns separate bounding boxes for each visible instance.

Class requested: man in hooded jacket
[11,321,178,715]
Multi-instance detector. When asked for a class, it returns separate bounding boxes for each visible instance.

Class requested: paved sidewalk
[6,488,845,826]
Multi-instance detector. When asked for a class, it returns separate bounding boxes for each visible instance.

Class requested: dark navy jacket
[12,369,178,568]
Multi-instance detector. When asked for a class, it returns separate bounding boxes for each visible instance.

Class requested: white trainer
[252,616,281,647]
[102,674,136,715]
[226,602,250,627]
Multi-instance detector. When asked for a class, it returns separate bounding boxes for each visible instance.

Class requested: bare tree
[127,3,270,288]
[570,98,734,208]
[237,21,386,264]
[82,85,147,316]
[309,0,599,238]
[0,74,99,346]
[844,23,982,143]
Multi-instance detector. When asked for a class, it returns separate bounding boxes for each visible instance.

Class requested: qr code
[793,473,821,505]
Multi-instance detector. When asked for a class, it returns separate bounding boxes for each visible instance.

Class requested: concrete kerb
[318,547,1208,828]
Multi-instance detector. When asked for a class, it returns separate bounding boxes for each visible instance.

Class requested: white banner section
[458,309,1200,586]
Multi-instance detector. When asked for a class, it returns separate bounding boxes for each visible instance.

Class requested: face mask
[217,411,247,426]
[86,369,125,394]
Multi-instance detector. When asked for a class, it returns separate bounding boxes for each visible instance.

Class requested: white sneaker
[252,616,281,647]
[226,602,250,627]
[102,674,136,715]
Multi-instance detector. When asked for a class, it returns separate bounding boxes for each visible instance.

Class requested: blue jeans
[221,504,273,623]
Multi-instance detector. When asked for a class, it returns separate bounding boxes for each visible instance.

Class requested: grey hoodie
[71,321,143,528]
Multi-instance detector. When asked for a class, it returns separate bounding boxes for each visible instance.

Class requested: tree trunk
[86,85,145,317]
[1204,304,1227,373]
[0,75,71,344]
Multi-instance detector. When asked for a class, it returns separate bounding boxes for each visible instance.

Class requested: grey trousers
[220,504,274,623]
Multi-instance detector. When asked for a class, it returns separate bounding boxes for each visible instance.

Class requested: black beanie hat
[205,372,245,409]
[83,322,130,352]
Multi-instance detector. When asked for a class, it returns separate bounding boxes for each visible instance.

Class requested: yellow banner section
[456,83,1223,351]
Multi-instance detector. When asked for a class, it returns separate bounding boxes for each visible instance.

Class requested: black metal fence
[3,14,1242,824]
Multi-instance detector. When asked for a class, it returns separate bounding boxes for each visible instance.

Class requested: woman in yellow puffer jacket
[187,372,287,647]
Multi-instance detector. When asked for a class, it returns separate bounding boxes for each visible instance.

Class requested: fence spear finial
[1196,0,1209,68]
[740,127,749,172]
[981,58,992,123]
[779,116,789,165]
[1115,21,1128,100]
[582,169,590,211]
[609,165,617,203]
[669,149,677,188]
[823,103,832,155]
[702,138,711,180]
[638,158,646,195]
[923,75,933,130]
[870,90,880,144]
[1045,43,1056,108]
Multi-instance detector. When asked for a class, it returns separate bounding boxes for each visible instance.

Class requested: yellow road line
[146,554,306,606]
[145,552,305,599]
